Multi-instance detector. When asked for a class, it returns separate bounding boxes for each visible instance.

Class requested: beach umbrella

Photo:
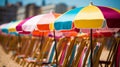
[1,21,20,35]
[36,12,80,66]
[35,12,61,66]
[54,3,120,67]
[16,17,33,34]
[19,12,61,41]
[1,21,15,34]
[0,23,8,33]
[8,20,22,32]
[0,21,21,50]
[16,17,32,32]
[18,12,61,66]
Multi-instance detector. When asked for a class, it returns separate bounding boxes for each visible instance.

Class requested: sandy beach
[0,44,22,67]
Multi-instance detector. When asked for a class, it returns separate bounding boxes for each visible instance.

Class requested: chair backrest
[58,38,70,66]
[8,36,18,50]
[24,37,37,57]
[19,36,30,54]
[31,37,42,57]
[36,37,52,62]
[93,38,106,67]
[82,37,97,67]
[71,38,88,67]
[50,37,69,63]
[62,37,77,67]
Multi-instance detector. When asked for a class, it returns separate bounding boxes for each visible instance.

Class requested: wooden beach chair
[23,37,54,67]
[61,37,77,67]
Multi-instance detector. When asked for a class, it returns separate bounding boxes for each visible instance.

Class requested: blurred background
[0,0,120,24]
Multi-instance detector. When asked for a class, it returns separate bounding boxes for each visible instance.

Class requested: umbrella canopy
[22,15,44,32]
[0,21,19,35]
[0,23,9,34]
[37,12,61,31]
[1,21,17,33]
[16,17,32,33]
[8,20,22,32]
[21,12,60,33]
[0,23,8,31]
[54,3,120,30]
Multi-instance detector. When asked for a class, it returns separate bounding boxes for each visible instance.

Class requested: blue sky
[0,0,120,9]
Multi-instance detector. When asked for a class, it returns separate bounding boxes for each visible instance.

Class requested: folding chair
[61,37,77,67]
[71,38,89,67]
[14,36,34,63]
[23,37,54,67]
[99,37,117,67]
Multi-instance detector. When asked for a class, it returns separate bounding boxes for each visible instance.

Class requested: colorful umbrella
[18,12,62,66]
[1,21,15,34]
[0,23,8,33]
[54,3,120,30]
[22,15,44,32]
[8,20,22,32]
[37,12,60,31]
[16,17,32,34]
[35,12,61,66]
[1,21,19,35]
[54,3,120,67]
[16,17,32,32]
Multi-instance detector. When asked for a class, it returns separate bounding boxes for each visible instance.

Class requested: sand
[0,45,22,67]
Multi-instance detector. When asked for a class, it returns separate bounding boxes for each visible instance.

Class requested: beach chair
[58,37,71,67]
[32,37,67,67]
[110,37,120,67]
[14,36,35,63]
[68,37,84,67]
[18,37,37,63]
[99,37,117,67]
[60,37,77,67]
[8,35,18,51]
[93,37,106,67]
[81,37,105,67]
[3,34,13,52]
[19,37,41,66]
[23,37,54,67]
[71,37,90,67]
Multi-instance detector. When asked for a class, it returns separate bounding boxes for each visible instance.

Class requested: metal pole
[53,30,58,67]
[90,29,93,67]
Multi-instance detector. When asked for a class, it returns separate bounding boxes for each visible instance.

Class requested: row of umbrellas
[0,3,120,67]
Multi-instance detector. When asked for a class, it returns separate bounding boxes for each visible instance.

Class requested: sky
[0,0,120,9]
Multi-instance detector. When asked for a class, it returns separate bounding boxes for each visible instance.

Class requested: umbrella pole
[53,30,58,67]
[90,29,93,67]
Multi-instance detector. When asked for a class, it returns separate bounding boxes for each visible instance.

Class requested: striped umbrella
[54,3,120,67]
[18,12,62,66]
[16,17,33,34]
[0,23,8,33]
[8,20,22,32]
[1,21,20,35]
